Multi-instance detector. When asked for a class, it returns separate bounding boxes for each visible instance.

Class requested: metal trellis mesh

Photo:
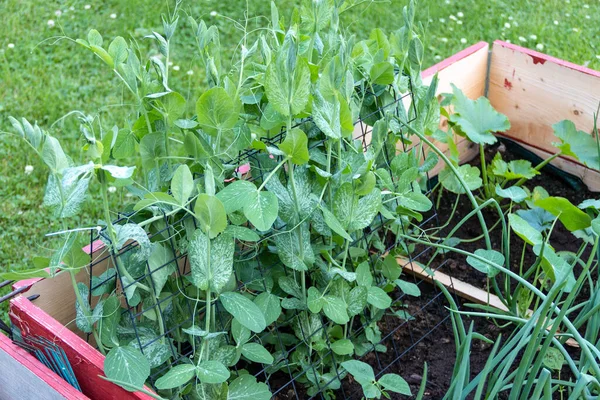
[85,77,463,399]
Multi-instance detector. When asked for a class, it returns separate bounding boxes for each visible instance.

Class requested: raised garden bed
[5,37,600,399]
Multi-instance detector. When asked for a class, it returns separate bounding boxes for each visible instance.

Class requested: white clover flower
[586,15,591,19]
[55,10,62,17]
[434,55,442,60]
[566,13,571,17]
[504,22,511,29]
[440,37,448,43]
[506,39,511,43]
[24,165,34,175]
[519,36,527,42]
[508,16,513,20]
[108,186,117,193]
[554,20,559,25]
[187,69,194,76]
[47,19,55,28]
[445,0,450,4]
[457,20,463,25]
[536,43,544,51]
[84,4,91,9]
[69,6,74,11]
[439,18,446,23]
[457,11,464,18]
[449,14,457,21]
[460,38,467,44]
[596,55,600,60]
[529,34,537,40]
[584,3,590,7]
[7,43,14,49]
[110,13,117,19]
[448,26,454,31]
[167,61,173,66]
[210,11,218,17]
[125,192,134,198]
[573,27,580,32]
[173,65,180,71]
[17,210,23,215]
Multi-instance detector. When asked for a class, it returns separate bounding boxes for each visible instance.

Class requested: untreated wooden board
[0,333,88,400]
[488,40,600,190]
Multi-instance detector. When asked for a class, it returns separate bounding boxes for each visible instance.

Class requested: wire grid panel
[84,81,448,398]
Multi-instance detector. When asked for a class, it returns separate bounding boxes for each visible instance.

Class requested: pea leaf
[321,204,352,241]
[535,196,592,232]
[341,360,375,385]
[495,185,527,203]
[154,364,196,390]
[466,249,504,278]
[104,346,150,390]
[307,286,324,313]
[194,194,227,238]
[264,55,310,117]
[254,293,281,326]
[171,164,194,206]
[225,225,260,242]
[439,164,482,194]
[196,360,230,384]
[189,229,234,293]
[331,339,354,355]
[279,128,309,165]
[220,292,266,333]
[394,279,421,297]
[227,374,272,400]
[322,296,349,324]
[449,83,510,145]
[552,120,600,169]
[241,343,274,364]
[196,87,239,136]
[367,286,392,309]
[243,191,279,231]
[148,243,176,296]
[370,62,394,85]
[378,374,411,395]
[348,286,368,316]
[356,261,373,287]
[312,90,351,140]
[217,180,257,214]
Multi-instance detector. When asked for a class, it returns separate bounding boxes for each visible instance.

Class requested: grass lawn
[1,0,599,320]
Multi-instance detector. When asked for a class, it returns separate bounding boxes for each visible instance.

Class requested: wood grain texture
[0,333,89,400]
[9,296,154,400]
[488,40,600,190]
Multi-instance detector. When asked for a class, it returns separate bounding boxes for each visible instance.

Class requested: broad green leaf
[492,159,539,181]
[104,346,150,390]
[171,164,194,206]
[182,325,208,337]
[516,207,555,232]
[241,343,274,364]
[102,165,135,180]
[331,339,354,355]
[334,183,381,232]
[225,225,260,242]
[321,204,352,241]
[88,29,103,47]
[378,374,411,395]
[323,296,349,324]
[307,286,324,313]
[75,283,94,333]
[348,286,368,316]
[113,223,152,262]
[449,83,510,145]
[509,213,543,246]
[139,132,166,170]
[196,360,230,384]
[279,128,309,165]
[108,36,128,65]
[356,261,373,287]
[273,227,313,271]
[254,292,281,326]
[264,56,310,117]
[552,120,600,169]
[341,360,375,385]
[535,196,592,232]
[194,194,227,238]
[312,91,352,139]
[394,279,421,297]
[113,129,137,159]
[217,180,257,213]
[189,229,234,293]
[381,254,401,281]
[542,347,565,371]
[367,286,392,309]
[439,164,482,194]
[534,245,576,292]
[41,136,69,173]
[466,249,504,278]
[495,185,527,203]
[196,87,239,136]
[99,295,120,348]
[148,243,176,296]
[243,191,278,232]
[154,364,196,390]
[227,374,271,400]
[220,292,266,333]
[370,61,394,85]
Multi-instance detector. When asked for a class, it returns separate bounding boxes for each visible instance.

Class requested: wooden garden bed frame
[6,40,600,399]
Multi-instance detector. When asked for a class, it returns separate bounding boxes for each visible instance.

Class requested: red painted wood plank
[9,296,154,400]
[493,40,600,78]
[0,333,89,399]
[422,41,489,78]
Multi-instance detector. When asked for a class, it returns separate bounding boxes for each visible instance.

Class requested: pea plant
[4,1,446,399]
